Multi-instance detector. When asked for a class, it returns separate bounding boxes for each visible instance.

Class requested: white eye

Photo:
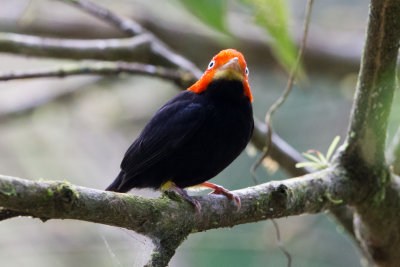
[208,60,215,69]
[245,67,249,75]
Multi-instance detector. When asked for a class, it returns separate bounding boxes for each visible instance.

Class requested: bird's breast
[175,80,254,180]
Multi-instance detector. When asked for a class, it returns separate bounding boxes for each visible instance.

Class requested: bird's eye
[208,60,215,69]
[245,67,249,75]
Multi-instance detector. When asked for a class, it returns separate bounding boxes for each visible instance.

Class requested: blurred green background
[1,0,399,266]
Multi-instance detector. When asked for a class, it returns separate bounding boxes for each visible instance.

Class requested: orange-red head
[188,49,253,102]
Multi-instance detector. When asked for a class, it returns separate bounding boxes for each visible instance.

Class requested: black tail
[105,171,125,192]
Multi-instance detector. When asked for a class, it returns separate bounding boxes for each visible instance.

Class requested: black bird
[106,49,254,212]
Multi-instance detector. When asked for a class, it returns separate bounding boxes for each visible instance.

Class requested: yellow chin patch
[213,68,244,81]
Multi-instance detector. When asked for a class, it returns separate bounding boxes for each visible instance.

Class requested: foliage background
[1,0,398,266]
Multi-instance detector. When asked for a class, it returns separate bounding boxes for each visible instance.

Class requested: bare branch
[0,32,154,62]
[0,61,195,87]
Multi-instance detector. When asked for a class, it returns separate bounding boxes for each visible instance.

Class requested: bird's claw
[191,199,202,217]
[170,185,202,216]
[208,184,241,211]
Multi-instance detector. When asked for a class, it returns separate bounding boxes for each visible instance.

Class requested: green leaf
[326,136,341,162]
[240,0,299,73]
[302,152,321,163]
[308,149,327,163]
[295,162,323,169]
[177,0,228,33]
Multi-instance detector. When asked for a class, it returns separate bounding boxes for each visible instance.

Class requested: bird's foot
[162,181,201,216]
[201,182,241,211]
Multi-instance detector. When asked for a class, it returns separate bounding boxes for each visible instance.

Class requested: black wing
[121,91,206,176]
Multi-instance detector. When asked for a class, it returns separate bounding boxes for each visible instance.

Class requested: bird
[106,49,254,213]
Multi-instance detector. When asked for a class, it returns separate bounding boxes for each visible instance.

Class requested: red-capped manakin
[106,49,254,212]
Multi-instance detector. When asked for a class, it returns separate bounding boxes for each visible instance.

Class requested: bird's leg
[171,185,202,215]
[161,181,202,215]
[200,182,241,211]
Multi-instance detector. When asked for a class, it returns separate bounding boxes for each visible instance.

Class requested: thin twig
[250,1,315,266]
[272,219,292,267]
[251,127,294,267]
[0,61,195,87]
[251,0,314,178]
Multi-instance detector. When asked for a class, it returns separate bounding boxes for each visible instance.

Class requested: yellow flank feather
[160,180,176,191]
[214,68,244,81]
[161,181,210,192]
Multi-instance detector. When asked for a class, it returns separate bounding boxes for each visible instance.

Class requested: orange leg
[201,182,241,211]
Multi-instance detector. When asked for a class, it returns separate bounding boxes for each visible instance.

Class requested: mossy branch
[336,0,400,265]
[0,169,359,266]
[341,0,400,171]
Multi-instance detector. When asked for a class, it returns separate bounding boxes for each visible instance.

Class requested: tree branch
[1,170,356,229]
[337,0,400,265]
[0,61,195,88]
[341,0,400,171]
[0,169,360,266]
[0,32,155,62]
